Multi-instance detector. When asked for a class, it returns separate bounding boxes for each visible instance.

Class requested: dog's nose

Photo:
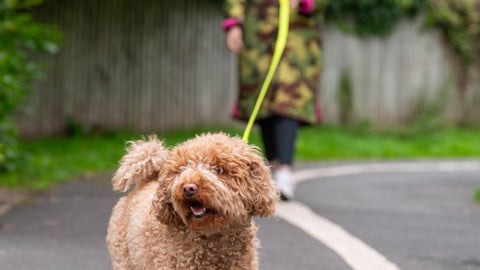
[183,183,198,197]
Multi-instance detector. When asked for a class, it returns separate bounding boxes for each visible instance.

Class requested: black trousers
[258,115,299,166]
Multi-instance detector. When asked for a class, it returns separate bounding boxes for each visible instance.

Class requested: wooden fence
[16,0,480,138]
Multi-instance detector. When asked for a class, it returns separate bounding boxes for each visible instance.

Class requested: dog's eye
[214,165,224,174]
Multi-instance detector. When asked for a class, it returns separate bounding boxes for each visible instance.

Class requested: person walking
[223,0,327,200]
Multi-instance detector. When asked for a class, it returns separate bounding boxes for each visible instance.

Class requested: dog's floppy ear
[248,157,279,217]
[152,174,183,226]
[112,135,167,192]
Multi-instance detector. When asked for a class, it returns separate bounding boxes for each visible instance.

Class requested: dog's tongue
[191,206,206,217]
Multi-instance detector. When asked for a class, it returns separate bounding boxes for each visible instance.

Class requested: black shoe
[280,193,290,201]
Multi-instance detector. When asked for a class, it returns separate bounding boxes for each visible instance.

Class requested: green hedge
[425,0,480,66]
[325,0,426,36]
[0,0,61,173]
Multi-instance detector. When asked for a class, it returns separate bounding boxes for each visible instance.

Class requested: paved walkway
[1,160,480,270]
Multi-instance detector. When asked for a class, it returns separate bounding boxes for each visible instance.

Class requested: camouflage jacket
[224,0,328,124]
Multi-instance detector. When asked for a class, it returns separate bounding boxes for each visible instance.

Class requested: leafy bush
[0,0,61,173]
[325,0,426,36]
[425,0,480,66]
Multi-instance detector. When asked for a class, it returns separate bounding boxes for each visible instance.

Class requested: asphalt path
[1,160,479,270]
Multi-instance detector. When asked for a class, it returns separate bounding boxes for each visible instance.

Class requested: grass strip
[2,125,480,191]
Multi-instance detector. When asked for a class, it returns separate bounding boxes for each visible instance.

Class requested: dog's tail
[112,135,168,192]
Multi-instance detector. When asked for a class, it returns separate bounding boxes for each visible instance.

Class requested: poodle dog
[106,133,278,270]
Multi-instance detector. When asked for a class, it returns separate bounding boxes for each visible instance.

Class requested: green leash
[242,0,290,142]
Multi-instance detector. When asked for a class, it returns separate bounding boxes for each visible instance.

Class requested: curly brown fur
[111,135,168,192]
[106,133,278,270]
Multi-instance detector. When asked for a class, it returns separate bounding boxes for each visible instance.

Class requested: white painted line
[276,201,401,270]
[295,160,480,183]
[274,161,480,270]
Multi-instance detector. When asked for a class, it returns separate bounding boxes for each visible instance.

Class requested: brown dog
[106,133,278,269]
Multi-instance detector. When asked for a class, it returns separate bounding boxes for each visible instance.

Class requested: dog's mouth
[187,200,210,218]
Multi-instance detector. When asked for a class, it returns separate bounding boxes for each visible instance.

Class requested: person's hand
[226,26,243,54]
[290,0,300,9]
